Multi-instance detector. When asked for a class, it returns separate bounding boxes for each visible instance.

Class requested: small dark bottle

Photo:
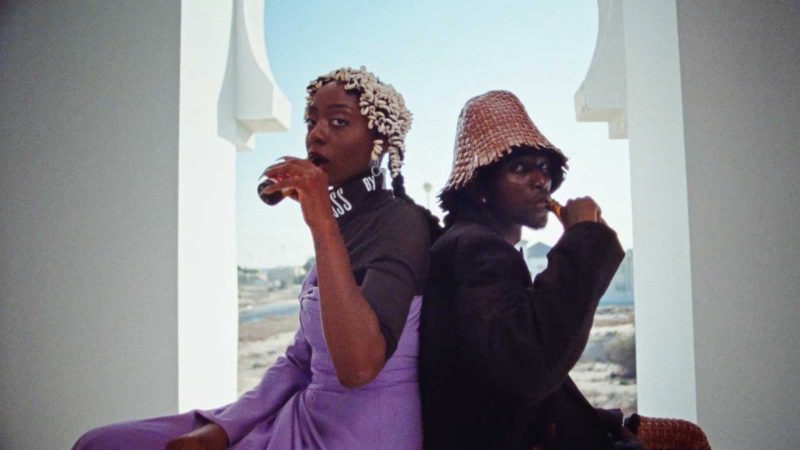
[257,179,286,206]
[258,156,321,206]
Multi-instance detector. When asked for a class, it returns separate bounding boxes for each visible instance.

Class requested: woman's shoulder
[355,197,433,256]
[372,196,430,233]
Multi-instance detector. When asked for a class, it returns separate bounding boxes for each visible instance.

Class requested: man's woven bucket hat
[441,90,568,195]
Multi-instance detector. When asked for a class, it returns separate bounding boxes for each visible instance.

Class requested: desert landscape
[238,281,637,415]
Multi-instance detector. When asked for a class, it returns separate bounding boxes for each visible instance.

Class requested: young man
[420,91,643,450]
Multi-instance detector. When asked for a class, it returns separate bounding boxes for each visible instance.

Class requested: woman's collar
[329,171,388,225]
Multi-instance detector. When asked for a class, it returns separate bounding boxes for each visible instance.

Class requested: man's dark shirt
[420,208,624,450]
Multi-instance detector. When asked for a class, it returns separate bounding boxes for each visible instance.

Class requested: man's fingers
[560,196,606,226]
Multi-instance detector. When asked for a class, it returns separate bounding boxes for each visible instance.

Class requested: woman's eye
[331,118,348,128]
[304,118,316,129]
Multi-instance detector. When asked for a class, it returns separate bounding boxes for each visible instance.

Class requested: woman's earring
[480,196,488,205]
[370,160,382,177]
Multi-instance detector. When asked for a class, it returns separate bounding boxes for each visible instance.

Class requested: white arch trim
[234,0,291,150]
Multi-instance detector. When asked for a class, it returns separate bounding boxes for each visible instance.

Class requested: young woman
[419,90,642,450]
[74,67,438,450]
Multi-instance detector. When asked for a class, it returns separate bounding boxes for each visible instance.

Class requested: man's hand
[559,196,606,228]
[165,423,228,450]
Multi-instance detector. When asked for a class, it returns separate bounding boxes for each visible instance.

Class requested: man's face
[486,151,553,229]
[305,81,377,188]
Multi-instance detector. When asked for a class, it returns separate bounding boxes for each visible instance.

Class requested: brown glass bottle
[258,156,322,206]
[257,179,286,206]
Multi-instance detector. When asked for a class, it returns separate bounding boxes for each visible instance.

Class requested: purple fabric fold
[74,267,423,449]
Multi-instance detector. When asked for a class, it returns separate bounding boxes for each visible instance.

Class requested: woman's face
[305,82,377,188]
[486,151,553,229]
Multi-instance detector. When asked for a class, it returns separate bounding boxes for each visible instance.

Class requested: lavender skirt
[74,269,423,449]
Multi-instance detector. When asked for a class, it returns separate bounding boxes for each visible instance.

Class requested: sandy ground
[571,361,637,416]
[238,314,299,395]
[239,284,300,310]
[237,290,638,415]
[574,306,638,415]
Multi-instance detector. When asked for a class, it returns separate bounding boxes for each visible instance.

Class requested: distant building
[266,266,307,289]
[525,242,551,276]
[524,242,634,305]
[237,266,267,285]
[238,265,307,289]
[603,249,634,305]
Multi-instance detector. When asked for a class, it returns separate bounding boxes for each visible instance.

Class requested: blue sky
[237,0,632,268]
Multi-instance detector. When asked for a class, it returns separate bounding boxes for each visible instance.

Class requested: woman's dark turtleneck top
[325,172,430,359]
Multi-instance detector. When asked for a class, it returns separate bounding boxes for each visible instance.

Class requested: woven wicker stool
[626,414,711,450]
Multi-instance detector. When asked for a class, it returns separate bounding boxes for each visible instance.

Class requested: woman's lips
[307,152,330,166]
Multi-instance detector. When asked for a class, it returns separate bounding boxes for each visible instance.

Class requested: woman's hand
[559,196,606,228]
[261,156,334,231]
[164,423,228,450]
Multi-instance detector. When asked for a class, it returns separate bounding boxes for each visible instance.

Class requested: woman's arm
[311,220,387,387]
[264,158,386,388]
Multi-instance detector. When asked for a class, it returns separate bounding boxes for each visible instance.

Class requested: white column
[620,0,697,421]
[177,0,290,411]
[576,0,697,421]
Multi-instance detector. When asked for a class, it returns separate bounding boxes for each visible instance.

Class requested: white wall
[676,2,800,448]
[0,1,289,448]
[0,2,181,448]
